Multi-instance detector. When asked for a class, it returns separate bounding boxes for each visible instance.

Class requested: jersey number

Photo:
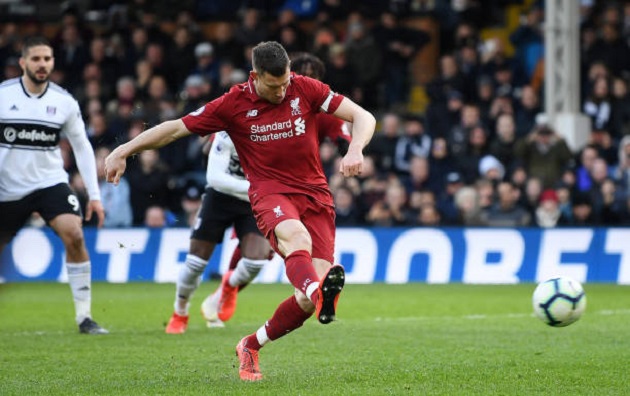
[68,195,80,212]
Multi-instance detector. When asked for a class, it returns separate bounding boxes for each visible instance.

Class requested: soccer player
[0,37,108,335]
[105,41,375,380]
[198,52,352,328]
[165,131,273,333]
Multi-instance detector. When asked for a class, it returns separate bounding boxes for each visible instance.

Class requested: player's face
[20,45,54,85]
[252,68,291,104]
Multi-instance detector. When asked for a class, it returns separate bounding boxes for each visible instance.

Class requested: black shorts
[191,188,262,243]
[0,183,82,240]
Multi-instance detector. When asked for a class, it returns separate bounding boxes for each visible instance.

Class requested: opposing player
[198,52,352,328]
[105,41,375,380]
[165,131,272,333]
[0,37,108,334]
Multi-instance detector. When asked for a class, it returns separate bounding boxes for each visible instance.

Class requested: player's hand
[339,148,364,177]
[86,200,105,228]
[104,149,127,185]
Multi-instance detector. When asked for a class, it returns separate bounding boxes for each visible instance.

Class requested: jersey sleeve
[206,132,250,197]
[181,94,230,136]
[63,99,100,201]
[297,75,345,115]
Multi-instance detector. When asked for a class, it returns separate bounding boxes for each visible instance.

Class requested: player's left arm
[331,97,376,177]
[64,101,104,227]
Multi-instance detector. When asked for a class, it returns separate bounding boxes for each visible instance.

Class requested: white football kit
[0,77,99,202]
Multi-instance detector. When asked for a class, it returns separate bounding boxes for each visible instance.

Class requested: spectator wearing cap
[394,115,432,177]
[478,154,505,182]
[438,171,465,225]
[534,189,564,227]
[192,42,220,87]
[178,74,212,115]
[514,124,573,188]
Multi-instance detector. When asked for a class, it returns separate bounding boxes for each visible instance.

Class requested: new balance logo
[246,109,258,117]
[10,104,18,111]
[273,205,284,218]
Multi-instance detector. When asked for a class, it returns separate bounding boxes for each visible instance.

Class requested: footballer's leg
[51,212,108,334]
[166,238,214,334]
[214,232,269,322]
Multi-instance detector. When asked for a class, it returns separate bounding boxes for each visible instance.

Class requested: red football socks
[284,250,320,303]
[266,295,313,341]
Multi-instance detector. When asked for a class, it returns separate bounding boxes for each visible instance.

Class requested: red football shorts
[252,193,335,263]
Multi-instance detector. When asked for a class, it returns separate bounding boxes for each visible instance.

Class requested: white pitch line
[373,308,630,322]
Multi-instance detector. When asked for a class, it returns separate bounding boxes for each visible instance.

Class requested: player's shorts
[0,183,82,240]
[251,193,335,263]
[190,188,262,243]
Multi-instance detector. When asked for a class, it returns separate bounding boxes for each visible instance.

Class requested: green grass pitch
[1,282,629,395]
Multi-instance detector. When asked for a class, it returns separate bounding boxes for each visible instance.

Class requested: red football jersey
[182,73,344,206]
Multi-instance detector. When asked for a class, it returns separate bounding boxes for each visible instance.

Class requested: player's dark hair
[252,41,290,77]
[291,52,325,81]
[22,36,52,57]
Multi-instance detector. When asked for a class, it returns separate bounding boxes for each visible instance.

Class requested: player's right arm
[105,119,191,185]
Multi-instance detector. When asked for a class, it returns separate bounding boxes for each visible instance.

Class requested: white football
[532,277,587,327]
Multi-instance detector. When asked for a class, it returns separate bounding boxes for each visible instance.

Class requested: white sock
[305,281,319,301]
[174,254,207,316]
[228,258,267,287]
[66,261,91,325]
[256,323,270,347]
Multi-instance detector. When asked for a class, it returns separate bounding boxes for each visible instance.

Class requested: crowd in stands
[3,0,630,229]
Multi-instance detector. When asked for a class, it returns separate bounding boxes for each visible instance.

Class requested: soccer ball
[532,277,587,327]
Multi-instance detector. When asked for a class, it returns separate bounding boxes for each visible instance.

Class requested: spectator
[514,125,573,188]
[478,154,505,182]
[373,11,429,109]
[234,8,267,47]
[366,182,413,227]
[366,112,401,174]
[334,186,362,226]
[454,186,483,226]
[127,150,171,226]
[168,26,197,88]
[437,171,465,225]
[534,189,565,228]
[489,113,518,170]
[514,85,541,138]
[345,20,382,110]
[95,146,132,227]
[481,181,531,227]
[393,115,432,176]
[144,205,167,228]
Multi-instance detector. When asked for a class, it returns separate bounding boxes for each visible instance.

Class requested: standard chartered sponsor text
[250,120,291,134]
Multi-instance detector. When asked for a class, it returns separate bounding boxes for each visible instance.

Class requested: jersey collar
[20,77,49,99]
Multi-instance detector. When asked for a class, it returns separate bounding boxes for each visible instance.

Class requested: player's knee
[285,229,312,251]
[294,289,315,313]
[60,227,85,251]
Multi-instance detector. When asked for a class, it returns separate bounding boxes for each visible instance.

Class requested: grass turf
[0,282,628,395]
